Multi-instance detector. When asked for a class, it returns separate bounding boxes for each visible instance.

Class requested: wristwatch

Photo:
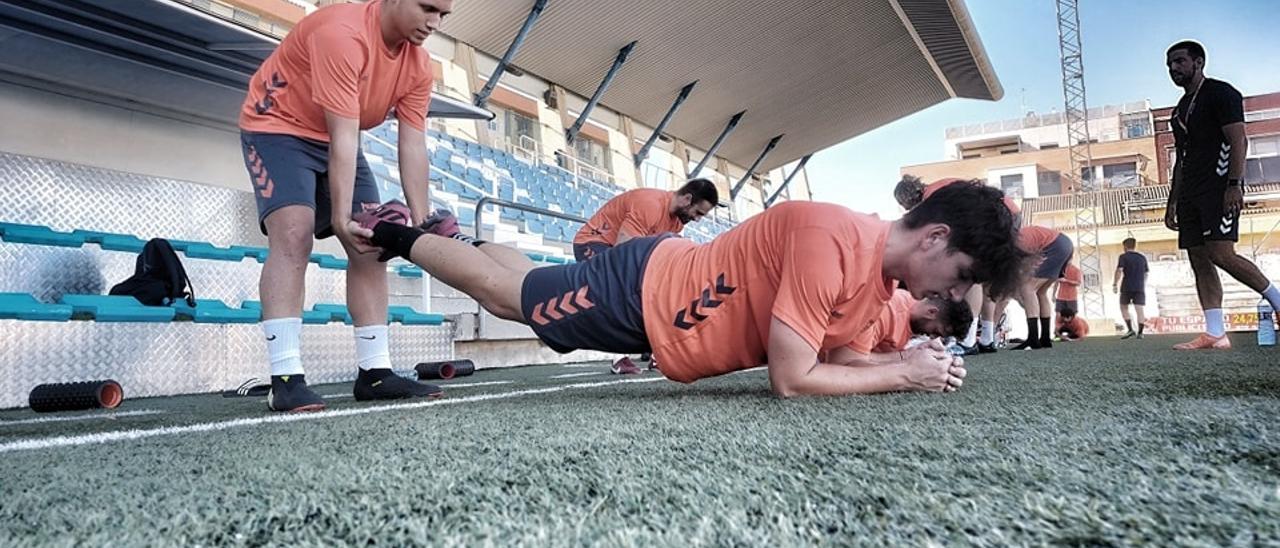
[1227,178,1242,187]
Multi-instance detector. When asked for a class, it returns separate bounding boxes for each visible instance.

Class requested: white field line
[0,409,164,427]
[0,378,665,454]
[550,372,607,379]
[322,380,516,399]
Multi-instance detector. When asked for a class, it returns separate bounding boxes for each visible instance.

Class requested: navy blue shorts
[572,241,611,262]
[1055,299,1078,316]
[1033,233,1075,279]
[240,131,381,238]
[1119,290,1146,306]
[520,234,671,354]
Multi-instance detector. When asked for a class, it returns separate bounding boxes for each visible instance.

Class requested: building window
[1166,147,1177,181]
[1000,174,1024,200]
[1249,134,1279,158]
[489,106,540,150]
[1040,143,1059,149]
[1245,108,1280,123]
[1037,171,1062,196]
[573,136,612,175]
[1103,162,1139,188]
[1120,112,1152,139]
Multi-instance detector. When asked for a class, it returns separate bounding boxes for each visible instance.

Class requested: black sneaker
[977,343,998,354]
[1011,340,1040,350]
[1136,332,1144,339]
[1120,331,1136,340]
[1040,338,1053,349]
[353,369,443,401]
[267,375,327,413]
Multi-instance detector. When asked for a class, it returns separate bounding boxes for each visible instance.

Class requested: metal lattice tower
[1056,0,1105,320]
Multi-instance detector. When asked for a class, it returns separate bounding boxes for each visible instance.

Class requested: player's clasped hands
[903,339,966,393]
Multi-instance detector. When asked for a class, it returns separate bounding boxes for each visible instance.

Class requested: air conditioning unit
[543,89,558,109]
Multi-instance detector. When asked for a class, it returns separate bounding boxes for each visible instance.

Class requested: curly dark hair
[901,180,1031,300]
[893,174,926,210]
[935,297,974,339]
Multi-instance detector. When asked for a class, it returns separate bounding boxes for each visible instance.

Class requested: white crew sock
[263,317,304,377]
[355,325,392,370]
[1262,283,1280,313]
[1203,309,1225,338]
[963,317,979,347]
[980,320,995,345]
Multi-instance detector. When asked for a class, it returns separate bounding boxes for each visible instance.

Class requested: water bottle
[1259,299,1276,347]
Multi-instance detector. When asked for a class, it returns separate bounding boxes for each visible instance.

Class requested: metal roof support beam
[764,154,811,208]
[689,110,745,178]
[473,0,548,108]
[634,81,697,168]
[731,134,784,200]
[565,40,637,145]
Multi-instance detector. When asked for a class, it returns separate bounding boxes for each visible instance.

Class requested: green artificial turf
[1,334,1277,545]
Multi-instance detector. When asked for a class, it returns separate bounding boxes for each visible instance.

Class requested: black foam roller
[415,359,475,380]
[29,380,124,413]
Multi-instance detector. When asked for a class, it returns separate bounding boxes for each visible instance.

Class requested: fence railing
[473,197,587,239]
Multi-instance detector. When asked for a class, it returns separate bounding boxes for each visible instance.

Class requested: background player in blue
[1162,40,1280,350]
[1113,237,1149,339]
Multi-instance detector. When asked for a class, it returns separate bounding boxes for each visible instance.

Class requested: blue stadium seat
[70,229,117,244]
[396,265,423,278]
[60,294,176,322]
[387,305,444,325]
[184,242,249,262]
[309,253,349,270]
[99,234,147,253]
[0,293,73,321]
[312,303,353,324]
[0,224,84,248]
[172,299,261,324]
[241,300,333,324]
[230,245,270,263]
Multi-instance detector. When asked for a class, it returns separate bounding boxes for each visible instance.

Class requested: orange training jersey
[843,290,917,355]
[573,189,685,247]
[1019,225,1061,254]
[1056,264,1082,301]
[1058,316,1089,339]
[239,0,434,141]
[640,202,895,383]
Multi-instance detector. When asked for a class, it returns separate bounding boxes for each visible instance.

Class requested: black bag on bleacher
[109,238,196,307]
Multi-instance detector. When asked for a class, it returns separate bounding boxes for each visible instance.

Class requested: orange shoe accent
[1173,333,1231,350]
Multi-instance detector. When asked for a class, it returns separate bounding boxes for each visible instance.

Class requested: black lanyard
[1174,78,1204,134]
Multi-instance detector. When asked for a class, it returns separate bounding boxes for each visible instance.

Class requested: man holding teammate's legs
[239,0,452,411]
[354,182,1028,396]
[1164,40,1280,349]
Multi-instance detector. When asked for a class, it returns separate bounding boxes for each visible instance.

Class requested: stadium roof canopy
[0,0,491,125]
[0,0,1000,171]
[443,0,1003,171]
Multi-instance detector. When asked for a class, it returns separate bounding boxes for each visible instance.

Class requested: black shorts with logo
[520,234,673,355]
[240,131,382,238]
[1177,194,1239,249]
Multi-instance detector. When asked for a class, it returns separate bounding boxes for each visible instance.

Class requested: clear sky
[804,0,1280,219]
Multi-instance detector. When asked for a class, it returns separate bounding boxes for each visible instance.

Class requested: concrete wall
[0,79,245,192]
